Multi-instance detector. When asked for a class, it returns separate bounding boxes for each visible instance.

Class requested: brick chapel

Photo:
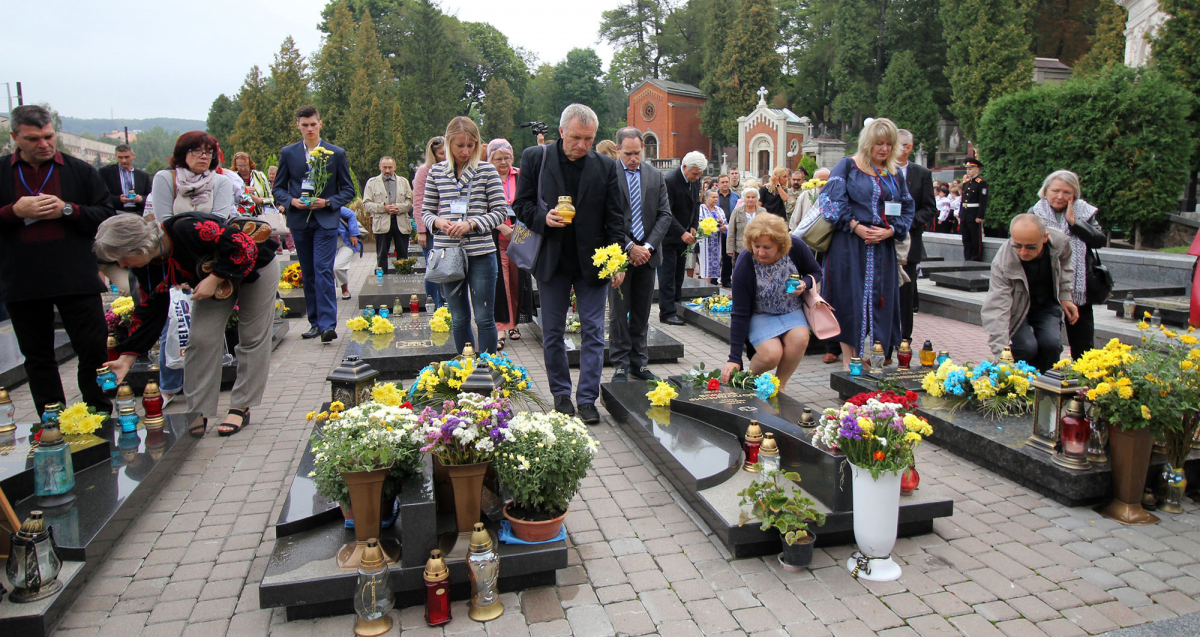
[625,79,711,166]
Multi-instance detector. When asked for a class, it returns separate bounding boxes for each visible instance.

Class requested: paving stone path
[16,253,1200,636]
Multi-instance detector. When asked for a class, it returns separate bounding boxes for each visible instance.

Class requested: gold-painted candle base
[336,538,399,570]
[353,615,393,636]
[469,600,504,622]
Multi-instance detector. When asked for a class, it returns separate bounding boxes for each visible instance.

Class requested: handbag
[803,218,835,253]
[801,287,841,340]
[1085,247,1115,305]
[505,144,550,272]
[259,207,289,236]
[424,169,473,285]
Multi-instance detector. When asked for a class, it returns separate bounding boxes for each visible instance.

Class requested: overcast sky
[1,0,617,122]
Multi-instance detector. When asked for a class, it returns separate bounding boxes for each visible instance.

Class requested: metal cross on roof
[757,86,768,101]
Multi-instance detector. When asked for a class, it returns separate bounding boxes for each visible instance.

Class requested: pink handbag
[801,288,841,340]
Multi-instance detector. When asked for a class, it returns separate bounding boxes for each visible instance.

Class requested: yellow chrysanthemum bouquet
[429,306,453,333]
[592,244,628,298]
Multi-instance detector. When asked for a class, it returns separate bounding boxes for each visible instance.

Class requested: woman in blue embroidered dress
[697,189,726,284]
[817,118,914,370]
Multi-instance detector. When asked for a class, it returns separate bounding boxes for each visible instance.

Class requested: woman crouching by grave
[1029,169,1107,360]
[95,212,279,438]
[721,214,822,387]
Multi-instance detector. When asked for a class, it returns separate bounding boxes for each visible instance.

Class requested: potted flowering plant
[737,468,826,570]
[494,411,599,541]
[814,399,933,581]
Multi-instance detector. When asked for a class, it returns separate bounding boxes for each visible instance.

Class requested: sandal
[189,417,208,438]
[218,408,250,437]
[497,338,505,352]
[508,329,521,341]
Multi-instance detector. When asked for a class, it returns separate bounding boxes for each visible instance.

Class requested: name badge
[301,178,315,192]
[450,199,468,216]
[884,201,901,217]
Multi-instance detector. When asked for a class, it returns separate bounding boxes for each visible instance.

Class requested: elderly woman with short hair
[720,214,822,386]
[486,138,534,348]
[1030,169,1106,359]
[96,213,279,438]
[726,187,763,261]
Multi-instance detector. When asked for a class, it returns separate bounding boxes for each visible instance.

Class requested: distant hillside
[60,117,207,137]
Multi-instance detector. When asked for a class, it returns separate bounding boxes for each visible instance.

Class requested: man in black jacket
[659,151,704,325]
[97,144,151,294]
[897,130,938,343]
[0,105,118,417]
[513,104,626,423]
[610,127,673,383]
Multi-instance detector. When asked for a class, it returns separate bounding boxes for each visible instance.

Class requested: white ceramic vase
[845,465,902,581]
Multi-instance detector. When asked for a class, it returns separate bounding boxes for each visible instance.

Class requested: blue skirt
[748,309,809,347]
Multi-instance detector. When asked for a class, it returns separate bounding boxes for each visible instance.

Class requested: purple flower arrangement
[417,392,516,465]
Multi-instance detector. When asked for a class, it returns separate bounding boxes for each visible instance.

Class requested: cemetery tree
[462,22,529,111]
[777,0,837,128]
[660,0,708,87]
[206,94,241,154]
[521,64,559,147]
[830,0,878,127]
[396,0,464,152]
[390,100,409,171]
[1074,0,1127,75]
[976,65,1195,231]
[311,1,358,144]
[877,51,940,156]
[713,0,781,141]
[889,0,953,116]
[345,11,392,186]
[230,66,275,163]
[482,77,518,144]
[1152,0,1200,106]
[941,0,1034,140]
[1026,0,1099,66]
[267,37,310,157]
[599,0,667,80]
[553,49,608,125]
[700,0,737,148]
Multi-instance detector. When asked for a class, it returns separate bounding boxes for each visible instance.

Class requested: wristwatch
[62,204,74,217]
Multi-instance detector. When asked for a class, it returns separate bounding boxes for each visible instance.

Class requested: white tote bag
[164,288,192,370]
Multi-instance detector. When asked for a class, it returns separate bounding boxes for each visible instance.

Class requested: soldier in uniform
[961,157,987,262]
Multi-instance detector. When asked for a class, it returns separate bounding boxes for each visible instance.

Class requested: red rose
[194,220,224,243]
[707,378,720,391]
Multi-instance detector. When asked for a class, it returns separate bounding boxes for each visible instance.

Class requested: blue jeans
[158,320,184,394]
[441,253,498,354]
[421,244,444,307]
[291,222,339,331]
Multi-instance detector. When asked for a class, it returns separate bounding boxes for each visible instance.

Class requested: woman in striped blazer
[421,116,509,354]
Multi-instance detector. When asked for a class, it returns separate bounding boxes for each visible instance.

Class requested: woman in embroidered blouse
[720,214,822,387]
[697,189,726,284]
[818,117,915,370]
[422,117,508,354]
[94,212,279,438]
[232,152,272,216]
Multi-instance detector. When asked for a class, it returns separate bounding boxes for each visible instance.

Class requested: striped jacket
[421,160,507,256]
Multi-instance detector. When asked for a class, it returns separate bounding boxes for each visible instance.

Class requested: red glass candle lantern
[901,465,920,495]
[742,420,763,472]
[423,550,451,626]
[1053,394,1091,470]
[410,294,420,314]
[107,333,120,362]
[142,373,164,419]
[897,340,912,369]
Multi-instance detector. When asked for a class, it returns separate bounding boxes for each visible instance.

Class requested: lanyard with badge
[872,167,902,220]
[18,163,55,226]
[447,169,476,229]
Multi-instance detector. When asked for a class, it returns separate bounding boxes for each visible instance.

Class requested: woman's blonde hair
[770,166,789,187]
[423,135,446,167]
[854,118,901,174]
[744,213,791,256]
[443,116,483,173]
[595,140,619,160]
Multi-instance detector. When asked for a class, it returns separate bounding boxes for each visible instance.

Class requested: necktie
[626,169,643,242]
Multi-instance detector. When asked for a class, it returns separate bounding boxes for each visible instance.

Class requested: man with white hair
[659,150,705,325]
[513,104,626,424]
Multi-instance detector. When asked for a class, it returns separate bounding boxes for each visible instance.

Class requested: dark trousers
[540,273,606,405]
[7,294,112,416]
[719,233,733,288]
[376,216,409,272]
[1065,303,1095,360]
[1011,303,1063,372]
[292,221,339,331]
[962,220,983,262]
[900,261,919,342]
[657,246,687,320]
[610,261,655,371]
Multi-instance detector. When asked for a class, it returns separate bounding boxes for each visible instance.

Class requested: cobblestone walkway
[20,255,1200,636]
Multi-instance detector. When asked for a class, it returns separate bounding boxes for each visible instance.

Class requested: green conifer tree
[1074,1,1127,75]
[397,0,463,152]
[390,101,409,172]
[482,77,518,143]
[231,66,274,163]
[877,51,940,156]
[830,0,877,126]
[941,0,1034,140]
[206,94,241,154]
[699,0,736,148]
[267,37,310,156]
[346,12,392,186]
[1152,0,1200,97]
[711,0,780,143]
[311,1,358,143]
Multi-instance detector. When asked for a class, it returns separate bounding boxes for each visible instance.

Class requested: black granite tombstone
[524,316,683,366]
[357,274,428,311]
[918,260,991,275]
[0,322,75,390]
[0,425,111,503]
[123,319,289,394]
[677,304,828,355]
[1107,295,1190,327]
[930,271,990,292]
[343,317,459,378]
[279,287,307,319]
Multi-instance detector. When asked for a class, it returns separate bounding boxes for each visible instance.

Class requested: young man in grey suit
[610,127,673,383]
[513,104,626,423]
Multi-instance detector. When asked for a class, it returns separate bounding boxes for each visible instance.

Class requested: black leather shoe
[611,368,629,382]
[321,329,338,343]
[630,367,659,382]
[301,326,321,339]
[661,316,685,326]
[578,403,600,424]
[554,395,575,416]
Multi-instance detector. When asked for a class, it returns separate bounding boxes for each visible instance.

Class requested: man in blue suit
[272,105,356,342]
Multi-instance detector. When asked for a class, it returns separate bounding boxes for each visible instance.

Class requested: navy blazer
[273,139,356,230]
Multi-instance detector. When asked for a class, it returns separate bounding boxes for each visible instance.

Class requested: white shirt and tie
[622,160,653,255]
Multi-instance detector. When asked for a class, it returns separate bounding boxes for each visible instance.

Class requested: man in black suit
[659,151,705,324]
[896,129,938,343]
[610,127,673,383]
[97,144,152,294]
[513,104,626,423]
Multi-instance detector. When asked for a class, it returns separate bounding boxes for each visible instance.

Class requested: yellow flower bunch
[430,306,453,332]
[972,377,997,400]
[857,417,875,436]
[1142,405,1152,420]
[281,263,303,287]
[646,380,678,407]
[58,402,105,435]
[110,296,135,318]
[369,315,395,334]
[903,413,933,437]
[346,316,370,331]
[592,244,629,284]
[278,281,293,290]
[697,217,720,239]
[371,382,406,407]
[800,178,828,191]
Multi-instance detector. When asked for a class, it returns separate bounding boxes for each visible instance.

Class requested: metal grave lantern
[459,344,503,395]
[6,511,64,603]
[1028,369,1080,454]
[328,356,380,408]
[0,387,15,434]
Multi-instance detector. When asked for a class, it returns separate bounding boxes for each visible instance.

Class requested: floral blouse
[754,257,803,315]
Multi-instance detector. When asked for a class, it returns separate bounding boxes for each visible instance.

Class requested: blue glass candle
[936,351,950,366]
[96,366,118,392]
[364,305,376,319]
[849,358,864,376]
[117,407,139,434]
[379,307,390,319]
[34,422,75,503]
[376,268,385,284]
[42,402,64,425]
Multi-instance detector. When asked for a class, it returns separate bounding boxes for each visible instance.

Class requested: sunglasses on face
[1012,242,1041,252]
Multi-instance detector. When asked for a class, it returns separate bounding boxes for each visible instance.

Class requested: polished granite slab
[0,321,76,390]
[357,274,428,311]
[918,260,992,274]
[1110,280,1188,298]
[0,413,201,637]
[602,378,953,557]
[262,411,566,620]
[342,317,458,378]
[0,425,111,503]
[123,319,289,394]
[279,287,308,319]
[678,304,830,356]
[525,316,683,367]
[1106,295,1190,327]
[930,271,990,292]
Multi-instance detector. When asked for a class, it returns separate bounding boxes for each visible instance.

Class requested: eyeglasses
[1012,243,1042,252]
[188,149,214,157]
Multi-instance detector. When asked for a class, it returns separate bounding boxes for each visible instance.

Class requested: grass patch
[1158,245,1192,254]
